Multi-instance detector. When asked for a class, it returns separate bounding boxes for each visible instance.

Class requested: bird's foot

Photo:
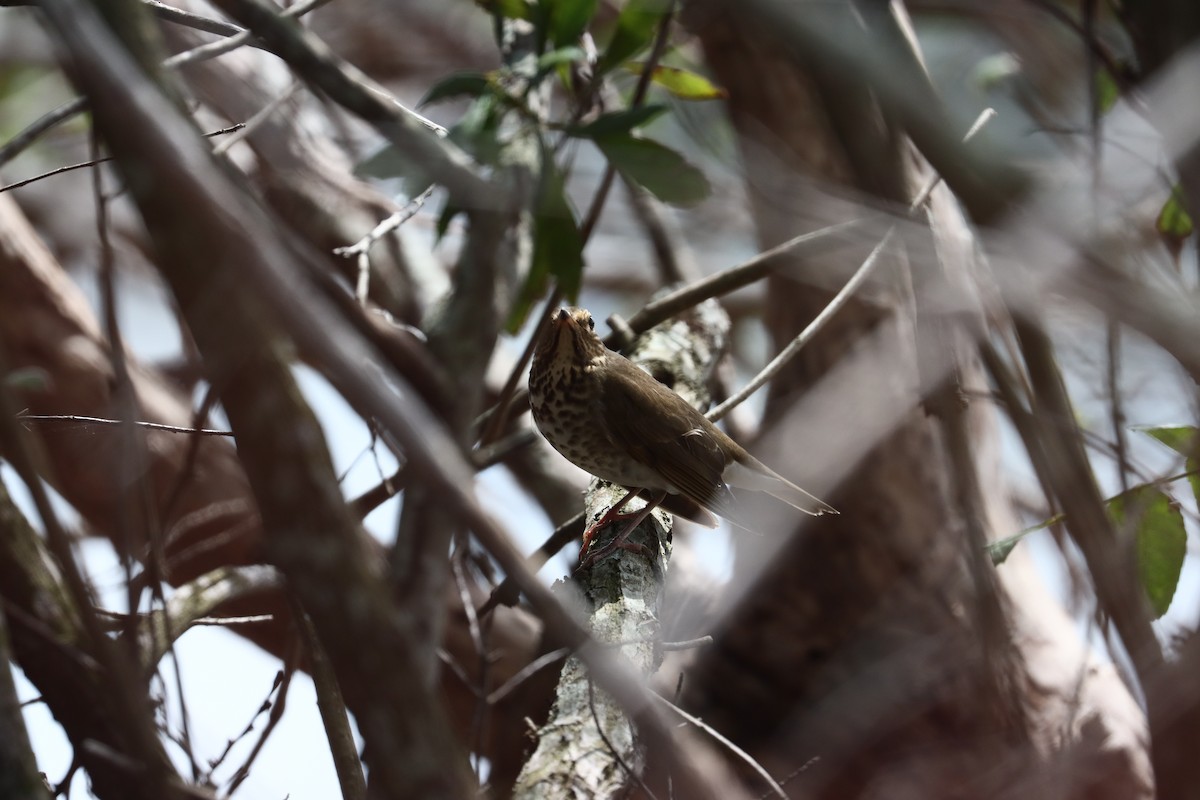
[576,490,667,570]
[576,489,640,557]
[578,534,650,570]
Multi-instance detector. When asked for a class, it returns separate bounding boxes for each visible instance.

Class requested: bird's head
[534,307,607,369]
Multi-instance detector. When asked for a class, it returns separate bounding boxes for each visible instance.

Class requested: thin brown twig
[212,82,300,156]
[204,665,285,781]
[652,694,789,800]
[486,647,571,705]
[225,644,299,795]
[0,97,86,171]
[17,413,233,436]
[0,123,245,194]
[587,678,659,800]
[476,511,586,617]
[620,219,868,339]
[707,228,895,422]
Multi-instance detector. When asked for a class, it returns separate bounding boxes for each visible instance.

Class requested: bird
[528,307,835,565]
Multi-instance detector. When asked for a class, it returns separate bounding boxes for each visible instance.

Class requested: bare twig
[0,124,244,194]
[707,228,895,421]
[142,0,245,39]
[621,219,867,338]
[476,511,585,617]
[652,694,788,800]
[211,82,300,156]
[17,413,234,436]
[162,0,338,70]
[486,647,571,705]
[137,565,284,668]
[0,98,86,171]
[333,185,437,306]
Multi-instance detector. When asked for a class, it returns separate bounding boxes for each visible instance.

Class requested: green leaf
[624,63,727,100]
[593,133,710,206]
[1094,67,1120,115]
[1137,425,1200,509]
[448,94,504,166]
[419,72,494,108]
[476,0,533,21]
[435,198,462,245]
[507,144,585,331]
[1157,185,1194,240]
[568,105,667,138]
[987,515,1060,565]
[537,46,586,74]
[544,0,598,49]
[1108,486,1185,618]
[1139,425,1200,457]
[596,0,671,76]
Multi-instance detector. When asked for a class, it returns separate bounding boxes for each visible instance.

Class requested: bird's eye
[587,315,595,330]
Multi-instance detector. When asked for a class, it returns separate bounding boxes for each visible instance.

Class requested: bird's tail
[724,459,837,517]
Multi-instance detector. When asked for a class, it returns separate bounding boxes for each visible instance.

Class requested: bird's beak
[537,309,571,358]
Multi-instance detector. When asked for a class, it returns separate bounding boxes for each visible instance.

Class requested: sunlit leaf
[1156,186,1194,264]
[1094,67,1120,115]
[596,0,670,76]
[593,133,709,206]
[1109,486,1185,619]
[624,63,727,99]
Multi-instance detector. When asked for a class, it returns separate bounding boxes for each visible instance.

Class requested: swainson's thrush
[529,307,835,562]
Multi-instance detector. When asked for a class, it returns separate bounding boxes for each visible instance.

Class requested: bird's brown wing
[594,361,734,516]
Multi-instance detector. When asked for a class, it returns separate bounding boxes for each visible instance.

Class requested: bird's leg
[579,488,639,555]
[579,490,668,569]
